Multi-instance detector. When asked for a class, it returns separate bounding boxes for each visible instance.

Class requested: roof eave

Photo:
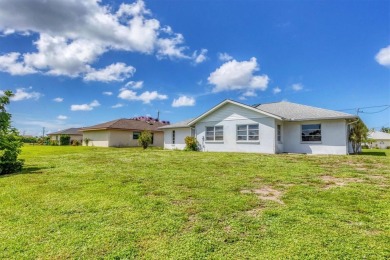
[285,115,358,122]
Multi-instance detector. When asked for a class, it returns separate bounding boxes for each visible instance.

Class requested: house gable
[188,99,282,126]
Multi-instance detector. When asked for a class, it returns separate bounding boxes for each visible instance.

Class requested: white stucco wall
[83,130,164,147]
[49,135,83,143]
[194,103,276,153]
[283,119,348,155]
[108,130,133,147]
[371,140,390,149]
[83,130,110,147]
[152,132,164,147]
[163,128,191,150]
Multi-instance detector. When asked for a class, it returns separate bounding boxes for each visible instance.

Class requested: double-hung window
[237,124,259,141]
[301,124,321,142]
[172,130,175,144]
[205,126,223,141]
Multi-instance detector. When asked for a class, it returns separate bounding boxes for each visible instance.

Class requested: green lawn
[1,146,389,259]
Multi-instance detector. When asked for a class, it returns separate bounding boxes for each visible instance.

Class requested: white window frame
[301,124,322,142]
[205,126,223,141]
[236,124,259,141]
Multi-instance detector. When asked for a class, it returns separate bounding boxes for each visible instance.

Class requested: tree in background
[138,130,152,149]
[349,118,368,154]
[0,90,24,175]
[381,127,390,133]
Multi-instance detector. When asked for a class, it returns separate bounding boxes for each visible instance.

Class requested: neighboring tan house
[160,99,358,155]
[80,117,169,147]
[368,131,390,149]
[47,128,83,144]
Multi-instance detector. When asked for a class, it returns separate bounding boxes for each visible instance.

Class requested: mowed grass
[1,146,389,259]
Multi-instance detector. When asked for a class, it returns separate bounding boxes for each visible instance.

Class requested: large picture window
[237,124,259,141]
[205,126,223,141]
[301,124,321,142]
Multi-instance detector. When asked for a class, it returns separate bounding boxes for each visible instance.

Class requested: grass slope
[1,146,389,259]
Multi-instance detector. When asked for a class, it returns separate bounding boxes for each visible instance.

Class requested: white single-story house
[47,128,83,144]
[367,131,390,149]
[80,117,168,147]
[160,99,358,155]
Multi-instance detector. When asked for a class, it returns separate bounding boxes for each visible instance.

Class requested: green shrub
[84,138,91,146]
[184,136,199,151]
[138,130,152,149]
[0,160,24,175]
[60,135,71,145]
[50,140,59,146]
[0,90,24,175]
[71,140,80,146]
[361,144,369,149]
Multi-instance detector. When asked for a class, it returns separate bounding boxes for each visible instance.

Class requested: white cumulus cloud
[172,96,195,107]
[292,83,303,91]
[193,49,208,64]
[375,45,390,67]
[112,103,124,108]
[53,97,64,102]
[118,89,167,104]
[103,92,113,96]
[273,87,281,94]
[125,80,144,89]
[57,115,67,120]
[71,100,100,111]
[10,88,42,101]
[0,52,36,75]
[208,57,269,94]
[0,0,202,79]
[218,52,233,62]
[84,63,135,82]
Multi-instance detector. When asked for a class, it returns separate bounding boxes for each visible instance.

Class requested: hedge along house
[47,128,83,144]
[160,100,358,155]
[81,117,169,147]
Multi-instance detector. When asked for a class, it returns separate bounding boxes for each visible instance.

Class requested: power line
[337,104,390,112]
[359,106,390,114]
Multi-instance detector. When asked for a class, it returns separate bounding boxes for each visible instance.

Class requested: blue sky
[0,0,389,136]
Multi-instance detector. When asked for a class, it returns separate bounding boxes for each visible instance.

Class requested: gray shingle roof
[255,101,356,121]
[48,128,83,135]
[368,131,390,140]
[159,118,194,129]
[81,118,168,132]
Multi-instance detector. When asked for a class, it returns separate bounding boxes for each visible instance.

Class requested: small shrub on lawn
[184,136,199,151]
[84,138,91,146]
[50,140,59,146]
[71,140,80,146]
[138,130,152,149]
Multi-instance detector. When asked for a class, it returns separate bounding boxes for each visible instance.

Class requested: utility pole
[42,127,45,138]
[157,110,160,121]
